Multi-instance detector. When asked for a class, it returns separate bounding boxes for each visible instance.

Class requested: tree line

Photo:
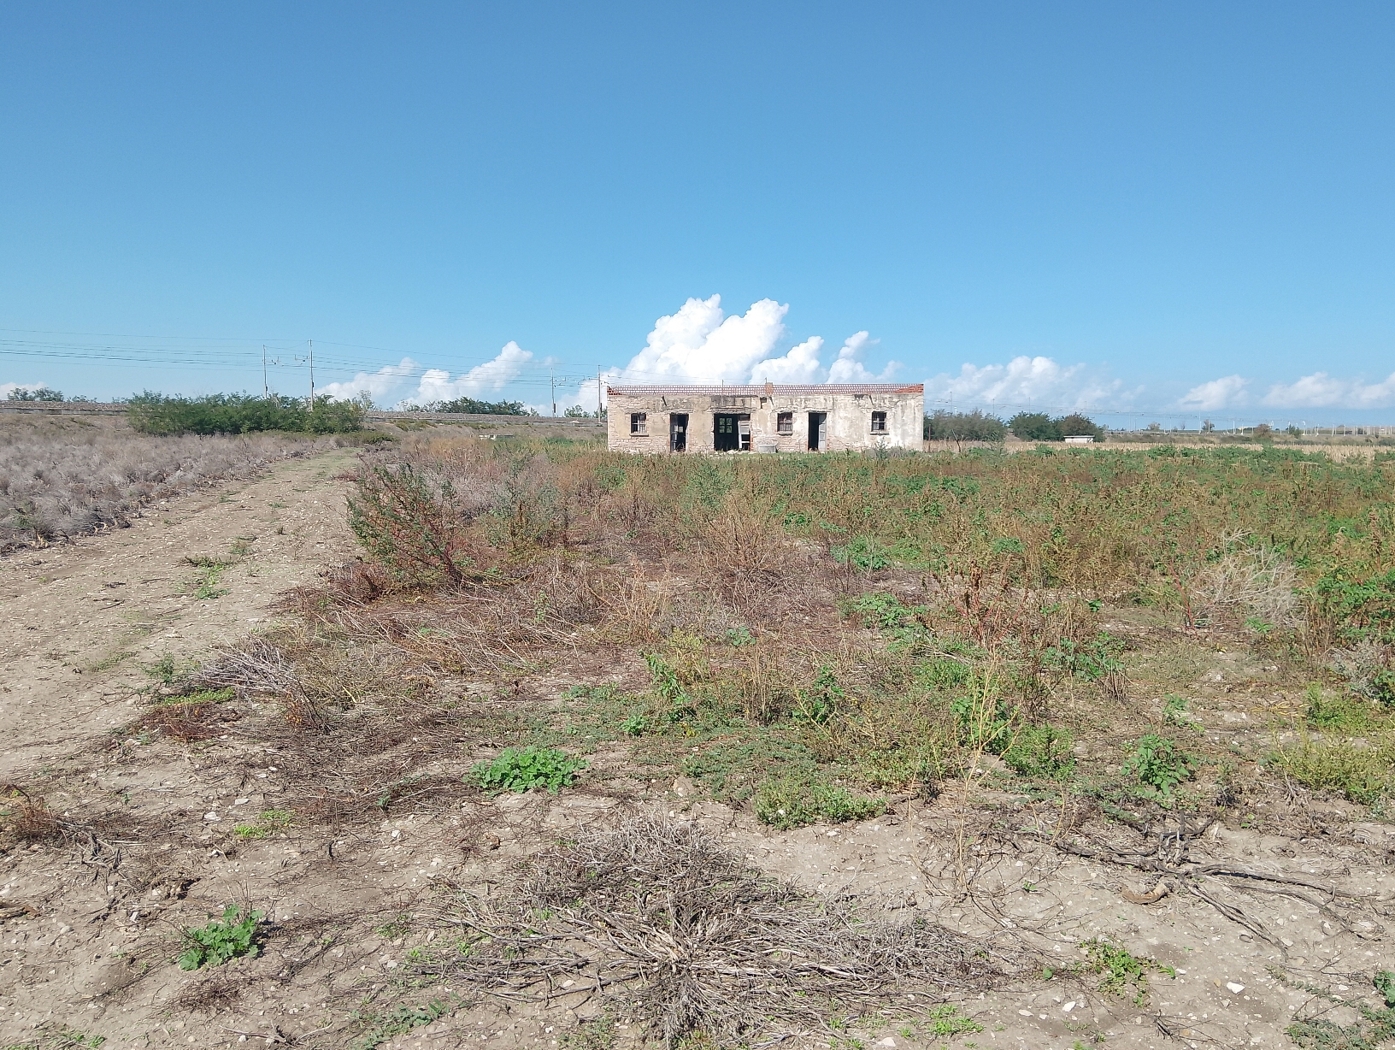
[923,409,1105,443]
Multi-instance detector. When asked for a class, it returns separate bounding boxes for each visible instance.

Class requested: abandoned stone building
[605,383,925,453]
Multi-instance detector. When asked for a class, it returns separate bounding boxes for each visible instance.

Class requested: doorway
[807,411,827,451]
[714,413,751,452]
[669,413,688,452]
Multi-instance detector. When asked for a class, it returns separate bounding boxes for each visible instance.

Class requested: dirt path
[0,446,360,781]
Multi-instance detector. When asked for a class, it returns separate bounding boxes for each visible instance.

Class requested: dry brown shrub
[190,637,304,698]
[420,816,1023,1048]
[1195,544,1300,629]
[2,786,63,844]
[133,699,241,742]
[691,497,807,614]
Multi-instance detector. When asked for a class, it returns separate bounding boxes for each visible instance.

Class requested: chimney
[764,381,774,397]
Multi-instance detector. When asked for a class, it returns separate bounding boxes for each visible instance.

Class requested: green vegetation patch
[472,746,586,793]
[178,905,263,970]
[1122,734,1197,802]
[234,809,293,839]
[350,1000,453,1050]
[128,391,366,435]
[1078,937,1174,1005]
[754,772,885,830]
[1270,735,1395,806]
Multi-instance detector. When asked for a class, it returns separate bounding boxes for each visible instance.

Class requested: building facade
[605,383,925,454]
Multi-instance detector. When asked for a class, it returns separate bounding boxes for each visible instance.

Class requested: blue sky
[3,2,1393,426]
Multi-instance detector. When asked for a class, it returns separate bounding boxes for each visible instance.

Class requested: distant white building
[606,383,925,453]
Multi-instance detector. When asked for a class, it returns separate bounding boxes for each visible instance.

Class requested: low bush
[348,464,482,587]
[1003,724,1075,779]
[1270,735,1395,805]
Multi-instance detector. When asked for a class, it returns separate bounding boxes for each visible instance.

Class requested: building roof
[606,383,924,397]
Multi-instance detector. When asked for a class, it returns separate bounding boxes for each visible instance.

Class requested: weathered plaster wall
[606,386,923,453]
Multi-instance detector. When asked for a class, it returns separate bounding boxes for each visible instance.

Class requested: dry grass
[0,414,351,551]
[416,816,1023,1047]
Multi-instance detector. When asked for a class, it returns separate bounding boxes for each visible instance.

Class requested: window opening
[630,412,648,435]
[777,411,793,434]
[871,411,888,434]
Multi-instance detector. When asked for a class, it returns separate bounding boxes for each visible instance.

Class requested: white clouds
[1263,371,1395,408]
[320,358,418,403]
[750,337,825,384]
[925,356,1125,411]
[827,331,896,384]
[406,341,534,406]
[622,296,789,384]
[0,382,38,399]
[1180,375,1249,411]
[613,295,894,389]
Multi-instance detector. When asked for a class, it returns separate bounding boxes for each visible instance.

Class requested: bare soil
[0,446,1392,1050]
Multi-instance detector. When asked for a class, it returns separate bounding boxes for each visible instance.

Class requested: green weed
[754,772,884,830]
[177,905,263,970]
[186,558,230,600]
[1270,735,1395,805]
[233,809,293,839]
[1002,724,1075,779]
[1305,684,1374,731]
[1123,734,1197,801]
[1044,633,1124,682]
[349,1000,452,1050]
[471,746,586,793]
[1078,937,1174,1005]
[1161,694,1200,730]
[924,1003,983,1036]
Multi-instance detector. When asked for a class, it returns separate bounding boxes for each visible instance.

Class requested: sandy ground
[1,445,1393,1050]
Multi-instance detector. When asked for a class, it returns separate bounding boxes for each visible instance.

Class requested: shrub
[793,666,843,726]
[6,386,64,401]
[1122,734,1196,801]
[755,773,884,830]
[923,410,1007,444]
[1007,411,1103,442]
[472,746,586,793]
[831,535,893,571]
[1270,735,1395,805]
[178,905,264,969]
[1003,724,1075,779]
[1044,633,1124,681]
[126,391,366,435]
[348,464,478,587]
[951,692,1015,756]
[428,396,530,415]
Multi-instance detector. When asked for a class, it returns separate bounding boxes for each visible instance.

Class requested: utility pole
[308,339,315,406]
[263,345,269,399]
[596,367,602,416]
[551,367,556,417]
